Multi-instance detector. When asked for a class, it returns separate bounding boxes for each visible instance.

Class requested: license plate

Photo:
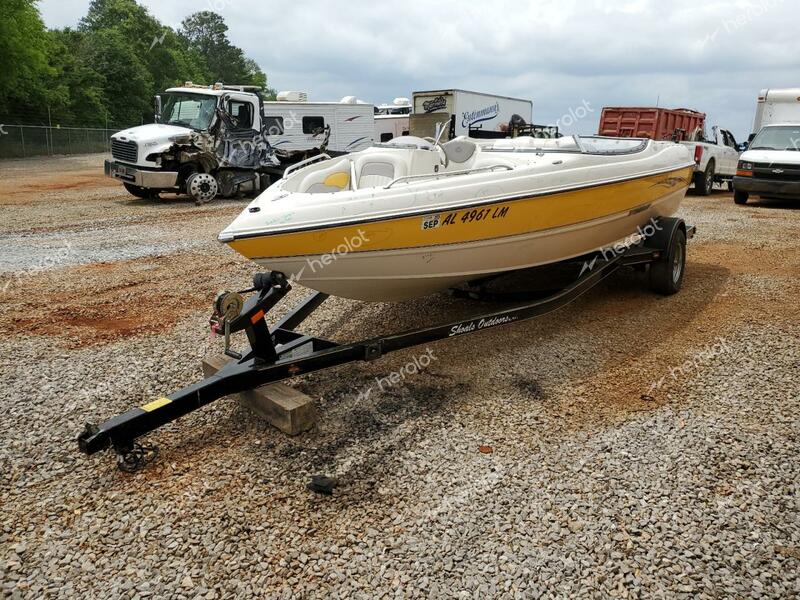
[109,164,132,179]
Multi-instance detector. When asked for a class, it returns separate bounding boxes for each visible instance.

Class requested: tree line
[0,0,275,128]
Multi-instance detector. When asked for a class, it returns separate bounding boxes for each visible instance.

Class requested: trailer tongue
[78,219,692,471]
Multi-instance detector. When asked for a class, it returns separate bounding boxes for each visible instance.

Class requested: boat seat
[441,138,477,164]
[355,153,409,188]
[299,158,352,193]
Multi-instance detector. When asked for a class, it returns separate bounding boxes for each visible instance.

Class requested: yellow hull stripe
[228,166,693,259]
[141,397,171,412]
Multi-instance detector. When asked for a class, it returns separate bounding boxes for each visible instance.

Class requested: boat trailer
[78,218,694,470]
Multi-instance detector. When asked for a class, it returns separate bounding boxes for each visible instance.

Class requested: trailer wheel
[123,183,159,200]
[694,161,715,196]
[650,229,686,295]
[733,190,749,205]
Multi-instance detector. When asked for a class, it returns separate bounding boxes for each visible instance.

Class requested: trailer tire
[123,183,159,200]
[733,190,749,205]
[694,160,714,196]
[649,229,686,295]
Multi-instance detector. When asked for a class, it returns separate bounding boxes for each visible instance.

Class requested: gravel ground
[1,154,798,599]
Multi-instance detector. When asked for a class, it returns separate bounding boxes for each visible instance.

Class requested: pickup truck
[684,126,742,196]
[733,123,800,204]
[598,107,740,195]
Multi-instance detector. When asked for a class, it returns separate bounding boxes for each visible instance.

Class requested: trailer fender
[644,217,686,253]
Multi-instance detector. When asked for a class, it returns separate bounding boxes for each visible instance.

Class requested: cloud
[38,0,799,140]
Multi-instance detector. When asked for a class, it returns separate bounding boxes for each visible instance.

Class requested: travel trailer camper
[374,97,411,142]
[264,92,375,160]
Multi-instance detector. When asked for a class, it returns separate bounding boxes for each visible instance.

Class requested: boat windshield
[578,136,649,154]
[482,135,648,155]
[749,126,800,151]
[374,136,434,150]
[161,93,218,131]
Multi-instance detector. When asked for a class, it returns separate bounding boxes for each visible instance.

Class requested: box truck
[751,88,800,139]
[409,89,533,140]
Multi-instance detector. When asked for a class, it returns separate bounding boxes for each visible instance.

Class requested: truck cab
[105,82,277,203]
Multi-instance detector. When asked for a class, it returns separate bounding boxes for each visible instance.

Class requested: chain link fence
[0,124,126,159]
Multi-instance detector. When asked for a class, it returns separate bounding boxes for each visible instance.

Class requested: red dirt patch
[3,251,248,347]
[0,170,112,198]
[21,175,108,192]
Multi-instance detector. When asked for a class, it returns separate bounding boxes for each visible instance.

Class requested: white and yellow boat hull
[221,137,694,301]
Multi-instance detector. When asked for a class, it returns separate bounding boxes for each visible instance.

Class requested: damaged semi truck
[105,82,373,204]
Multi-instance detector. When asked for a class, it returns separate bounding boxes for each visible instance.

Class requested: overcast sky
[39,0,798,142]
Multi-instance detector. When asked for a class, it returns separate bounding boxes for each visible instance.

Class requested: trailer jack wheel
[116,442,159,473]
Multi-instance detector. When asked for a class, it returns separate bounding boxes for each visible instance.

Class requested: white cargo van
[733,89,800,204]
[410,89,533,140]
[733,123,800,204]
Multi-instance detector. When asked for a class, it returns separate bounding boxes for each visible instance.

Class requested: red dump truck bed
[599,107,706,141]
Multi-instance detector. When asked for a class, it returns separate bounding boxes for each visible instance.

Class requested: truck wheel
[186,173,218,204]
[649,229,686,296]
[733,190,749,205]
[694,161,715,196]
[123,183,158,200]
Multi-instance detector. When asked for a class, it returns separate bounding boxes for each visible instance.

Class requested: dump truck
[598,106,740,195]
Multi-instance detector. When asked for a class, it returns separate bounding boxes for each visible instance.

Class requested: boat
[81,133,696,465]
[218,135,695,301]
